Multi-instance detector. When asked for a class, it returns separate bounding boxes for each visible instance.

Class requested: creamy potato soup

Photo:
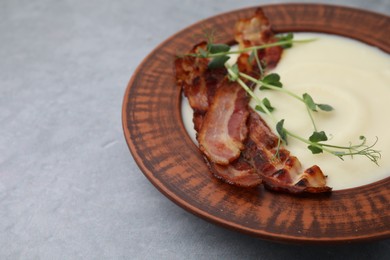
[181,33,390,190]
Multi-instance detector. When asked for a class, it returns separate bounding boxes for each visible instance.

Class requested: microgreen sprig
[185,37,316,69]
[226,64,381,165]
[239,72,334,131]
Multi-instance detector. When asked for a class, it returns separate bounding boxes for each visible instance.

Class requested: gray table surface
[1,0,389,259]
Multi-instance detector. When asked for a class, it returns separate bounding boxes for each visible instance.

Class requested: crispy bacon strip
[175,42,261,187]
[175,42,223,115]
[198,80,249,165]
[244,110,331,193]
[195,9,282,165]
[175,42,227,133]
[235,8,282,70]
[233,10,330,193]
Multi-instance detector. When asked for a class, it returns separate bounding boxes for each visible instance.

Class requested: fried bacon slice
[175,42,261,187]
[243,110,331,193]
[234,8,283,70]
[195,9,281,166]
[198,80,249,165]
[175,9,331,193]
[175,43,223,115]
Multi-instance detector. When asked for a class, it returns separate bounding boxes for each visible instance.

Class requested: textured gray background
[1,0,389,259]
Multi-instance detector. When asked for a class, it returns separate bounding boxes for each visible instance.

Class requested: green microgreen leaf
[317,104,334,112]
[276,33,294,49]
[208,55,230,69]
[302,93,317,111]
[255,98,275,113]
[262,98,274,112]
[227,64,239,81]
[207,43,230,54]
[276,119,288,144]
[260,73,283,89]
[308,145,323,154]
[263,73,282,86]
[309,131,328,143]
